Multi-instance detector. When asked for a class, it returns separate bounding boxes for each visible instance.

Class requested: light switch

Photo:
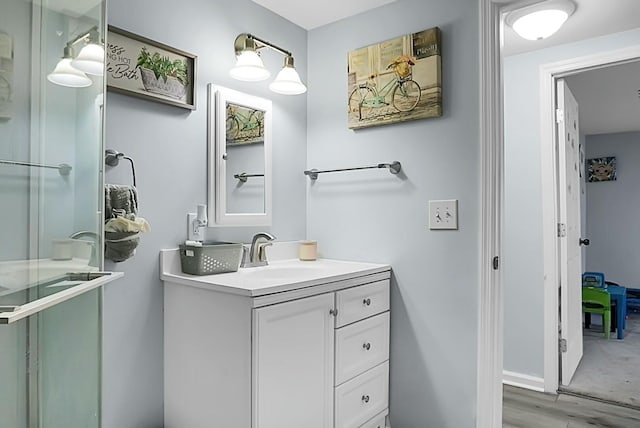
[429,199,458,230]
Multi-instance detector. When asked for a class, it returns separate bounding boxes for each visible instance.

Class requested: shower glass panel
[0,0,105,426]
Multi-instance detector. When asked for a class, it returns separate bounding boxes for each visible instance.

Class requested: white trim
[477,1,504,427]
[502,370,545,393]
[539,44,640,394]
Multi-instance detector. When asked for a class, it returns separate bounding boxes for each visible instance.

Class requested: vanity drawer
[335,312,389,386]
[336,280,389,328]
[359,411,387,428]
[334,362,389,428]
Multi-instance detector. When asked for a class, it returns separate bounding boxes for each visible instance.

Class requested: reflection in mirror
[207,84,272,226]
[225,102,265,214]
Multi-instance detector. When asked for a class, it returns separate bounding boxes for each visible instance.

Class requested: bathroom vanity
[160,249,391,428]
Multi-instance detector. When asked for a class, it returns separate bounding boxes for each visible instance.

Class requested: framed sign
[106,26,197,110]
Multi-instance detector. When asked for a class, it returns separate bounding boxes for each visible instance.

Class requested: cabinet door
[253,293,335,428]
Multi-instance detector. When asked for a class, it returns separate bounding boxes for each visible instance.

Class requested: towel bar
[0,159,72,176]
[304,161,401,180]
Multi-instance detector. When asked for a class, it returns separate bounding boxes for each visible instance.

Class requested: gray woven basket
[179,242,243,275]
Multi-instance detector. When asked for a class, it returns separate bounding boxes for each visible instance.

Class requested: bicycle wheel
[392,80,421,112]
[348,86,376,121]
[248,110,263,138]
[226,116,240,140]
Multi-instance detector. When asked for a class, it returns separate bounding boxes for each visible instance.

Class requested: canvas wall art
[226,102,265,146]
[587,156,617,182]
[106,26,196,110]
[347,27,442,130]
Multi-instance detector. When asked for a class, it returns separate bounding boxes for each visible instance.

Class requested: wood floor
[503,385,640,427]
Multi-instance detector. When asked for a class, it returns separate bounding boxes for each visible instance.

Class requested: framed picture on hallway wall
[106,26,197,110]
[347,27,442,130]
[587,156,617,182]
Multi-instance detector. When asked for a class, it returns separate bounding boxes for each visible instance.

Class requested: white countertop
[160,248,390,298]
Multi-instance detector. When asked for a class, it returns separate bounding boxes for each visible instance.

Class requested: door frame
[539,45,640,393]
[479,0,640,425]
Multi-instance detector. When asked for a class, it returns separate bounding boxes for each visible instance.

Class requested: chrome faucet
[69,230,100,268]
[242,232,276,268]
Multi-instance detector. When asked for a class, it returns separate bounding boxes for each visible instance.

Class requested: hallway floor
[503,385,640,427]
[560,311,640,407]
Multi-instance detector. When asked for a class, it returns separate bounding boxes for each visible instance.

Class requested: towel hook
[105,149,137,187]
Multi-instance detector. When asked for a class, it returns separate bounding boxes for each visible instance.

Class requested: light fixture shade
[47,58,92,88]
[507,0,576,41]
[269,66,307,95]
[71,43,105,76]
[229,51,270,81]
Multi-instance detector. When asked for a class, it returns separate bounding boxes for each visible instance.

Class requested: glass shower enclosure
[0,0,115,426]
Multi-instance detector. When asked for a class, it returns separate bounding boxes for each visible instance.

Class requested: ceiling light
[47,46,92,88]
[506,0,576,41]
[71,43,105,76]
[230,33,306,95]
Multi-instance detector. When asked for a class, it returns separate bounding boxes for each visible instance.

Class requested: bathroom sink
[161,249,391,297]
[237,263,324,280]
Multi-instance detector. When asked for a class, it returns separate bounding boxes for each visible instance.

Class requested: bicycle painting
[347,27,442,130]
[226,102,265,146]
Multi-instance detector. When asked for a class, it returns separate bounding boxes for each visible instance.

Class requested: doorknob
[579,238,590,246]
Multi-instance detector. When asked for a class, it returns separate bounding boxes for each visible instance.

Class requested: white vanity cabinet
[253,293,335,428]
[161,251,391,428]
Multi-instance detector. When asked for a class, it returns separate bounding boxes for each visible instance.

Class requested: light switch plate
[429,199,458,230]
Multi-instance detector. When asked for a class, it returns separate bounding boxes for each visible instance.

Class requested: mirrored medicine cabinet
[207,84,272,226]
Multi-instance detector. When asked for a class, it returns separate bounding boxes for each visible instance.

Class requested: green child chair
[582,287,611,340]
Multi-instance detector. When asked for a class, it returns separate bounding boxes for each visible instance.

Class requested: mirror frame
[207,84,272,226]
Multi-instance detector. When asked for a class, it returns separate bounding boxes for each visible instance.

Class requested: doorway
[478,1,640,425]
[502,15,640,404]
[556,60,640,406]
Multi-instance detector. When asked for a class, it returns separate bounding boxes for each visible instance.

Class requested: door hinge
[492,256,499,270]
[559,338,567,353]
[557,223,566,237]
[556,108,564,123]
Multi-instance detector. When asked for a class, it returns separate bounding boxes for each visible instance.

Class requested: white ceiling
[565,61,640,135]
[254,0,640,135]
[252,0,397,30]
[502,0,640,57]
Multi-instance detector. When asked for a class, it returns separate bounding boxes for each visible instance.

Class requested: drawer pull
[363,298,372,306]
[362,394,370,403]
[363,342,371,351]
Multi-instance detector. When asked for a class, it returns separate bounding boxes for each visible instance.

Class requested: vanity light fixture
[229,33,306,95]
[506,0,576,41]
[48,26,104,88]
[47,45,93,88]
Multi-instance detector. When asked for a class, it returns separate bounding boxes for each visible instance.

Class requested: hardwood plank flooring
[503,385,640,427]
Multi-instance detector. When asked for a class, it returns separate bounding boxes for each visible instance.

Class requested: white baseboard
[503,370,545,392]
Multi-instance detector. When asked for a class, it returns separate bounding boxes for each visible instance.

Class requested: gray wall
[307,1,479,426]
[104,0,307,426]
[585,131,640,288]
[503,29,640,379]
[0,0,31,262]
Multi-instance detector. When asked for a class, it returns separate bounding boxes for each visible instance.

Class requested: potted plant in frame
[136,47,189,101]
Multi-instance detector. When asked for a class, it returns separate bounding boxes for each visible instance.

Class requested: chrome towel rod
[304,161,401,181]
[234,173,264,183]
[0,159,72,176]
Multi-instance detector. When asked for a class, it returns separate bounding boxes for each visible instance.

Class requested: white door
[557,79,584,386]
[253,293,335,428]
